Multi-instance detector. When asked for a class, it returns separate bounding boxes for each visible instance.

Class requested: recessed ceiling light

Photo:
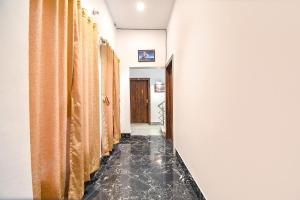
[136,1,145,12]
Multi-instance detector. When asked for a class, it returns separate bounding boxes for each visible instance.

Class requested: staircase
[158,101,166,136]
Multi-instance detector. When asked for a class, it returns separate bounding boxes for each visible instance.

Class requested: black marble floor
[83,136,203,200]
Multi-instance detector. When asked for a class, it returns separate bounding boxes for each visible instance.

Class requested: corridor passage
[84,136,204,200]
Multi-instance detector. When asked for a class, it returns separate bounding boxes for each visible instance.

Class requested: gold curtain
[91,23,101,173]
[100,44,113,155]
[81,9,91,182]
[113,53,121,144]
[68,5,101,200]
[68,1,84,199]
[29,0,68,199]
[100,44,121,154]
[29,0,101,199]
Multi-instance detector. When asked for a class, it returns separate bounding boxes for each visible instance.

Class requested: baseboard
[175,150,206,200]
[121,133,131,138]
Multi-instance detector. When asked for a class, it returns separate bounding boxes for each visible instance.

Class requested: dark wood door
[166,58,173,141]
[130,79,150,123]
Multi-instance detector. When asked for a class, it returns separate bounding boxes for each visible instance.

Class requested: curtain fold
[91,23,101,173]
[113,53,121,144]
[81,10,91,182]
[100,44,114,155]
[100,44,109,155]
[68,1,85,199]
[107,46,114,151]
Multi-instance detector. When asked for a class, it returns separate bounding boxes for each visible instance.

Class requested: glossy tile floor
[84,136,201,200]
[131,123,162,136]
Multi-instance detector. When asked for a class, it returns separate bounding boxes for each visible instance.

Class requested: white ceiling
[105,0,175,29]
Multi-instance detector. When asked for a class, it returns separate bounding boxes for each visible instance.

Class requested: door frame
[165,56,173,141]
[130,78,151,124]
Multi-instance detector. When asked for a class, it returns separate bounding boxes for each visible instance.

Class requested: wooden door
[130,79,150,123]
[166,58,173,141]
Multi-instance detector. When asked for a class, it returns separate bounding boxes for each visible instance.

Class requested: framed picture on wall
[138,50,155,62]
[155,81,165,93]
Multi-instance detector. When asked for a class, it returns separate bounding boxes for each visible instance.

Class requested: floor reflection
[84,136,200,200]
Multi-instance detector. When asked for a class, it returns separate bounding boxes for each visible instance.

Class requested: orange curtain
[100,43,110,155]
[68,1,84,199]
[68,6,101,200]
[100,44,113,155]
[29,0,68,199]
[100,44,121,154]
[113,53,121,144]
[91,23,101,172]
[81,9,91,182]
[29,0,101,199]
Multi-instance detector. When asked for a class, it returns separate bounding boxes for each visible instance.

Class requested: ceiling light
[136,2,145,12]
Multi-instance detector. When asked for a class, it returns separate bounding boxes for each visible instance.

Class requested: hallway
[84,135,204,200]
[2,0,300,199]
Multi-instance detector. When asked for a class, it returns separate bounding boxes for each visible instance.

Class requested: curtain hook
[92,9,99,16]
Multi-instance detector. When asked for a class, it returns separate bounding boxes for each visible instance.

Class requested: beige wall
[116,30,166,133]
[116,30,166,68]
[0,0,33,199]
[167,0,300,199]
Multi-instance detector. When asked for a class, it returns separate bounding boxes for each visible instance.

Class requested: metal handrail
[158,101,166,125]
[158,100,165,108]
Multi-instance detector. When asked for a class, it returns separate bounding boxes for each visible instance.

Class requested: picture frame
[138,50,155,62]
[154,82,165,93]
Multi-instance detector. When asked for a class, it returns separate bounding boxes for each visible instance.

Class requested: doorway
[166,57,173,141]
[129,68,166,136]
[130,78,150,123]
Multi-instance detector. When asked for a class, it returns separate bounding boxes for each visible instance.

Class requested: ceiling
[105,0,175,29]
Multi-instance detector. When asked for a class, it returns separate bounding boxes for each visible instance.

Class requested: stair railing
[158,101,166,125]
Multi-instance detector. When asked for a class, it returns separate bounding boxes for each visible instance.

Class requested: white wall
[0,0,33,199]
[116,30,166,68]
[130,68,165,123]
[167,0,300,200]
[116,30,166,132]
